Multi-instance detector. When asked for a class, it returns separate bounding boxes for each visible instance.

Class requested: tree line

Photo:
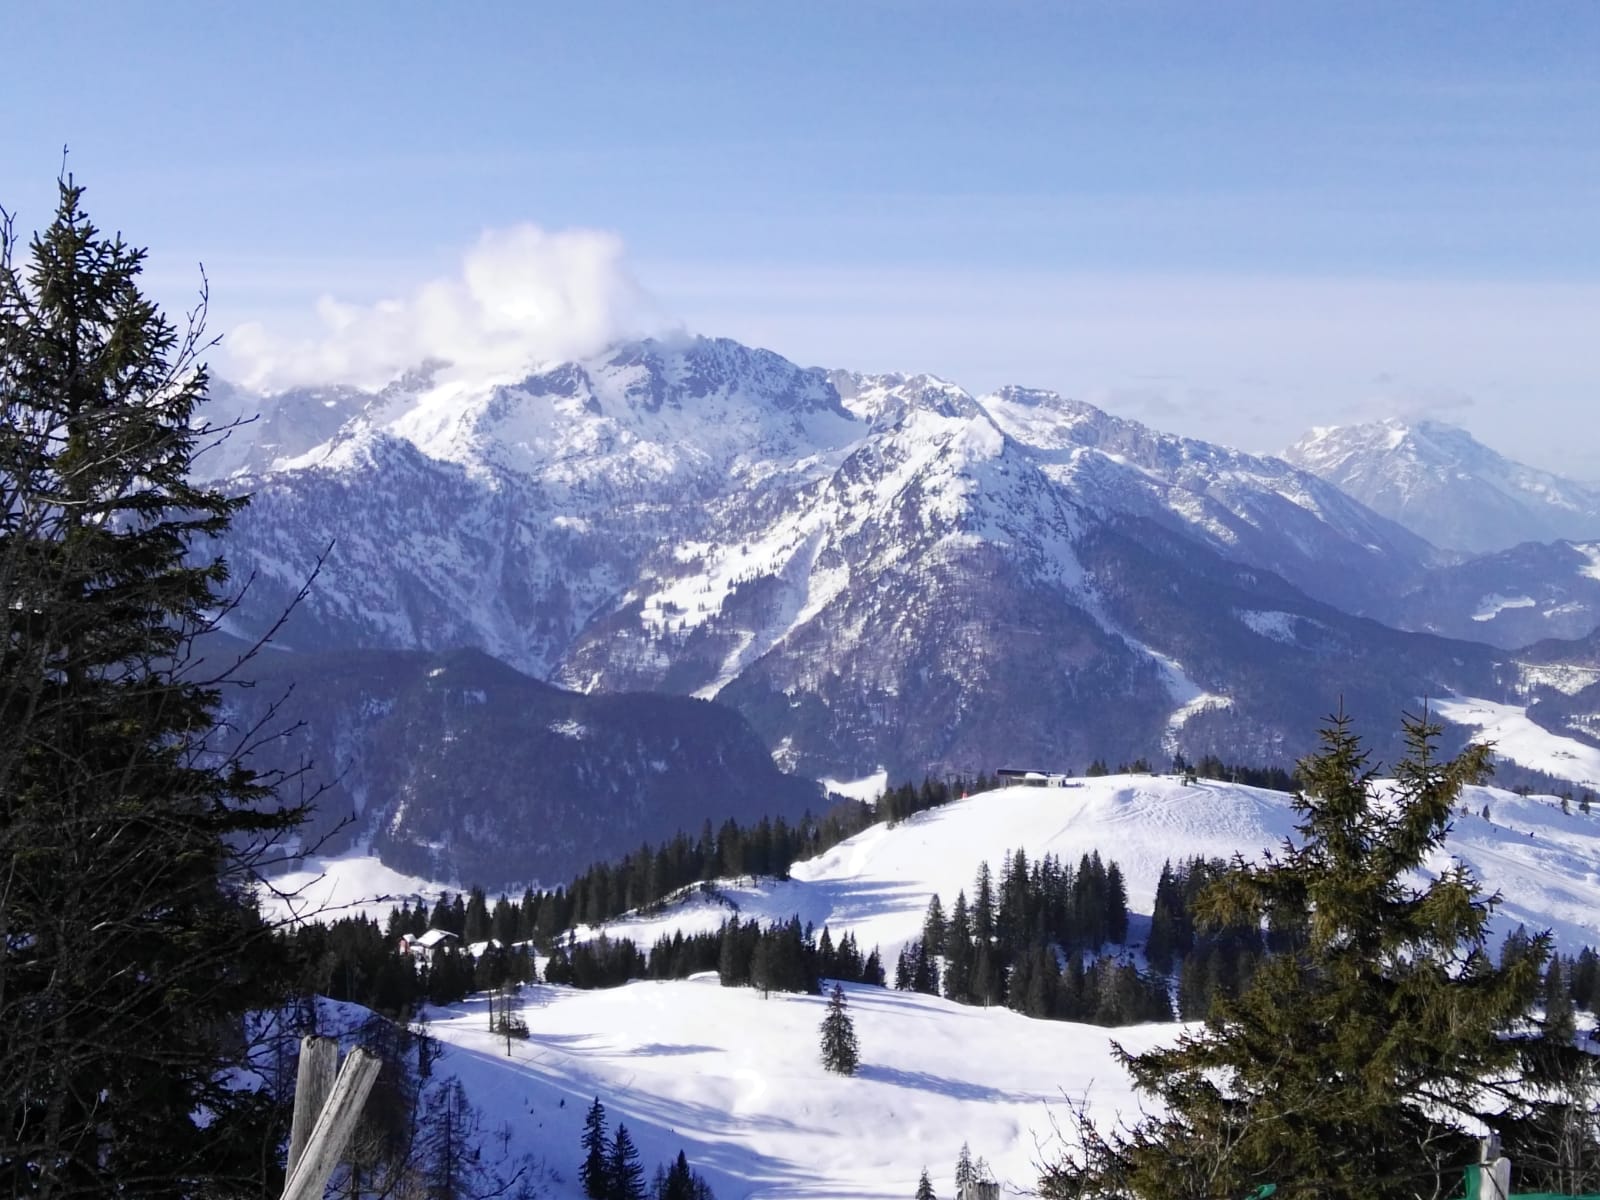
[281,907,888,1018]
[377,772,992,949]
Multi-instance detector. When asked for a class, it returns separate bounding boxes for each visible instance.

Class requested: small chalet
[398,928,458,963]
[465,938,504,960]
[996,767,1074,788]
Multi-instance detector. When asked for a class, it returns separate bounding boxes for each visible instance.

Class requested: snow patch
[1577,543,1600,584]
[1237,609,1299,643]
[256,853,456,926]
[1471,594,1537,622]
[1434,694,1600,788]
[820,769,889,805]
[1147,649,1232,748]
[1518,663,1600,696]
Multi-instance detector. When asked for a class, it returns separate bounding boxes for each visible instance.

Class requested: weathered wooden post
[286,1036,337,1179]
[281,1042,381,1200]
[1476,1133,1511,1200]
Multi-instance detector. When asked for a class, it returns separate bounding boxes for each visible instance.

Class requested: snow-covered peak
[978,384,1433,602]
[264,336,862,489]
[828,369,982,430]
[1286,418,1600,554]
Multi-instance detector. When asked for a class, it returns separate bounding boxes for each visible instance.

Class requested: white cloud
[225,224,663,391]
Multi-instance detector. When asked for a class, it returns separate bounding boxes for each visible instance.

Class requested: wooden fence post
[280,1046,381,1200]
[286,1036,338,1179]
[1476,1134,1511,1200]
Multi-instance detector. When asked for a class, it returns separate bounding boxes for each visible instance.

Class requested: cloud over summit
[227,223,662,391]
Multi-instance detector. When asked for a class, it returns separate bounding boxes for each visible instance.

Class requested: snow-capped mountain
[1285,418,1600,554]
[207,337,1519,783]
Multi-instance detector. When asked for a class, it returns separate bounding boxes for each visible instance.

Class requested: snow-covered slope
[597,776,1600,965]
[418,977,1155,1200]
[1286,418,1600,554]
[987,386,1434,614]
[382,773,1600,1199]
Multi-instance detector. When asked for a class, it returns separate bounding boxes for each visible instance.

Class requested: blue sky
[4,2,1598,469]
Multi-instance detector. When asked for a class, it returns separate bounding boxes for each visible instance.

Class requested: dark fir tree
[609,1122,647,1200]
[915,1166,937,1200]
[420,1078,483,1200]
[655,1149,716,1200]
[943,890,973,1003]
[819,982,860,1075]
[0,178,307,1192]
[1039,710,1549,1200]
[581,1096,610,1199]
[922,895,946,959]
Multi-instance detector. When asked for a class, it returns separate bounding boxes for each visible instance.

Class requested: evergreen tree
[895,944,913,990]
[1105,861,1129,945]
[0,177,308,1191]
[943,890,974,1003]
[1145,861,1181,974]
[658,1151,691,1200]
[1040,710,1549,1200]
[656,1149,716,1200]
[1544,955,1578,1046]
[915,1166,937,1199]
[819,982,861,1075]
[581,1096,610,1198]
[609,1122,647,1200]
[1575,946,1600,1012]
[954,1143,976,1194]
[922,894,947,956]
[973,862,996,946]
[912,939,940,995]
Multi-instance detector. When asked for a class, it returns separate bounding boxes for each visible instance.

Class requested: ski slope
[417,976,1164,1200]
[339,776,1600,1199]
[592,776,1600,962]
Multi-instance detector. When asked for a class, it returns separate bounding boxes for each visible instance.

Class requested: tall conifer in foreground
[609,1122,647,1200]
[580,1097,610,1198]
[0,179,305,1193]
[1040,710,1548,1200]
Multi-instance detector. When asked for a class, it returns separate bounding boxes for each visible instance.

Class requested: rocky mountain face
[1285,418,1600,555]
[211,640,820,890]
[204,337,1535,811]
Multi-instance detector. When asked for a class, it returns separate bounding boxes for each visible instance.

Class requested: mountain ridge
[1286,416,1600,554]
[204,336,1536,786]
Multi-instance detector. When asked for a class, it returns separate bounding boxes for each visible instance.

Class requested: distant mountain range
[197,337,1600,883]
[1285,418,1600,555]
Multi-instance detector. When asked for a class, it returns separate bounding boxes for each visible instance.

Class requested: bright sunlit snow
[1434,694,1600,790]
[408,773,1600,1199]
[258,853,457,926]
